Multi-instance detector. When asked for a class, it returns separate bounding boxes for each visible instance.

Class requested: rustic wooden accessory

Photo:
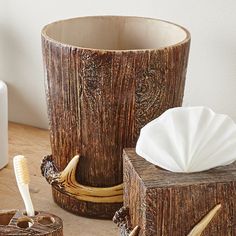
[120,149,236,236]
[113,206,140,236]
[0,210,63,236]
[41,16,191,218]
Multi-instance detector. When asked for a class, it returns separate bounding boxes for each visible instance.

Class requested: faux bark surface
[123,149,236,236]
[41,28,190,218]
[0,210,63,236]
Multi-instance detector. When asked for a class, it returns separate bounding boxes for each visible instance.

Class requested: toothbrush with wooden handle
[13,155,35,217]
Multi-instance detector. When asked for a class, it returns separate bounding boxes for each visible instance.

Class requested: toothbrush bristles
[13,155,30,185]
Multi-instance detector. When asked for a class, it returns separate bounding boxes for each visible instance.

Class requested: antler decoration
[41,155,123,203]
[188,204,221,236]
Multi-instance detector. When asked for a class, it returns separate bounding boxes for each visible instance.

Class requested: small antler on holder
[41,155,123,203]
[188,204,221,236]
[113,207,140,236]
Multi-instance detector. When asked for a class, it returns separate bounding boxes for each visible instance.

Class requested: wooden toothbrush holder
[0,210,63,236]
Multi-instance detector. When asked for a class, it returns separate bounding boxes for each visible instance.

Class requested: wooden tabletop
[0,123,118,235]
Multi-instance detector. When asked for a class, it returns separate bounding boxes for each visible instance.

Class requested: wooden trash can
[41,16,190,219]
[0,210,63,236]
[114,149,236,236]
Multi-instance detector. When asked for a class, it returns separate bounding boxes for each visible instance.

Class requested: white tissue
[136,107,236,173]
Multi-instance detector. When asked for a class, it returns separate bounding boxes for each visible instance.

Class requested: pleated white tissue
[136,107,236,173]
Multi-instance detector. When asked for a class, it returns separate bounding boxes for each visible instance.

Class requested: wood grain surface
[0,123,118,235]
[123,148,236,236]
[0,210,63,236]
[42,20,190,218]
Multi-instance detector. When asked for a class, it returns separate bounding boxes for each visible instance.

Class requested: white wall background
[0,0,236,129]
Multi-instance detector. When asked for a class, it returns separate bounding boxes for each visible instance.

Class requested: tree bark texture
[123,149,236,236]
[41,22,190,218]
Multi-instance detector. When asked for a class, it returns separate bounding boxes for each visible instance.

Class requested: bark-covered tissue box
[115,148,236,236]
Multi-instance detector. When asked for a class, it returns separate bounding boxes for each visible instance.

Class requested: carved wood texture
[41,35,190,218]
[123,149,236,236]
[0,210,63,236]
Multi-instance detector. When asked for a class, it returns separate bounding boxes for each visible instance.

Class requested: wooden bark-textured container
[0,210,63,236]
[41,16,191,219]
[117,149,236,236]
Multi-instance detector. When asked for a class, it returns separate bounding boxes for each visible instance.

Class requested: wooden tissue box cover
[123,148,236,236]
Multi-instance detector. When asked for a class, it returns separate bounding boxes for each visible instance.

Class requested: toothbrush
[13,155,35,217]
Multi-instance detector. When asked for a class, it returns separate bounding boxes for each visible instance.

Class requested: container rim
[41,15,191,52]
